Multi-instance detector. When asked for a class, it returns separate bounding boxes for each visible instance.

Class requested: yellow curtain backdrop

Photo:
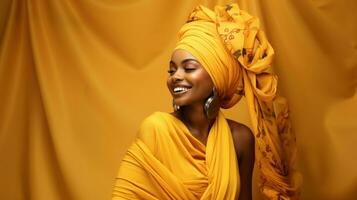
[0,0,356,199]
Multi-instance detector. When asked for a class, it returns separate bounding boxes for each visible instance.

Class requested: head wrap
[175,4,301,199]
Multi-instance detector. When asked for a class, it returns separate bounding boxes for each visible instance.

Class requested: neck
[175,102,216,142]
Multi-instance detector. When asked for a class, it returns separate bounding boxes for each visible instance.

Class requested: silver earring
[173,99,180,111]
[204,88,219,120]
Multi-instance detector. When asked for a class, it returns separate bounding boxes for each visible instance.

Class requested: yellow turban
[175,3,301,199]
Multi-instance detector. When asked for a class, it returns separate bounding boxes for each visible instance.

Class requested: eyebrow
[169,58,198,66]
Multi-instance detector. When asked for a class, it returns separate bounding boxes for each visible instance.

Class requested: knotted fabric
[175,3,301,199]
[113,111,239,199]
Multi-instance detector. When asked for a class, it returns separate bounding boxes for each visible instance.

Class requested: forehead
[171,49,198,62]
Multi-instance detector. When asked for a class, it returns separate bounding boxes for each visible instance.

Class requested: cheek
[166,78,170,90]
[191,73,214,96]
[166,78,171,91]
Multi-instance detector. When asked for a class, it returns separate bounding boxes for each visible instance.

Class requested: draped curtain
[0,0,356,199]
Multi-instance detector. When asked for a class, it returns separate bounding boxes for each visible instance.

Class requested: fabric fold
[112,111,239,200]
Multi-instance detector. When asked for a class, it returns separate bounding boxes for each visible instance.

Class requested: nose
[172,68,184,82]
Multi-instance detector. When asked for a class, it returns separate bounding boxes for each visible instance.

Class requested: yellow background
[0,0,356,199]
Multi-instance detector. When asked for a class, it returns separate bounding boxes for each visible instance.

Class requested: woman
[112,3,300,200]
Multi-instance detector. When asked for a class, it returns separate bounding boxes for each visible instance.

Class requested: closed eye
[185,68,196,72]
[167,69,176,75]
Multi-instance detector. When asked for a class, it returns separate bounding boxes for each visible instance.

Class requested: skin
[167,49,255,200]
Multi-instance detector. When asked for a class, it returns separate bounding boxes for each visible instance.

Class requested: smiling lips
[173,86,191,95]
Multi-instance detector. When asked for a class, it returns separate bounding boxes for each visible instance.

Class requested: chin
[173,97,191,106]
[174,97,203,108]
[173,99,187,107]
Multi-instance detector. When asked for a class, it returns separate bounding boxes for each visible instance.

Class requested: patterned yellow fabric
[175,3,301,199]
[112,111,239,199]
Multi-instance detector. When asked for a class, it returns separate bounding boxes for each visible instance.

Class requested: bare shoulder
[227,119,255,200]
[226,119,255,161]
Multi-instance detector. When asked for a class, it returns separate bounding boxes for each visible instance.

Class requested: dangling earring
[204,88,219,120]
[173,99,180,111]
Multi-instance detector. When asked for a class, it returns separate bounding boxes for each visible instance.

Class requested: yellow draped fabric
[175,4,300,199]
[112,111,239,199]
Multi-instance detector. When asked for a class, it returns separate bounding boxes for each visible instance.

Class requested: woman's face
[167,49,214,107]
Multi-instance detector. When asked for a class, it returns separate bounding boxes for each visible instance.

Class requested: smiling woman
[167,49,214,111]
[112,3,300,200]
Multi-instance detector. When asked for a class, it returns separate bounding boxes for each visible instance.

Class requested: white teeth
[173,87,189,93]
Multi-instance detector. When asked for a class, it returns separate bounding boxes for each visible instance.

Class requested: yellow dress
[112,111,239,199]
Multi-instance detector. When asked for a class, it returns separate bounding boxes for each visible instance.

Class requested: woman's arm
[227,120,255,200]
